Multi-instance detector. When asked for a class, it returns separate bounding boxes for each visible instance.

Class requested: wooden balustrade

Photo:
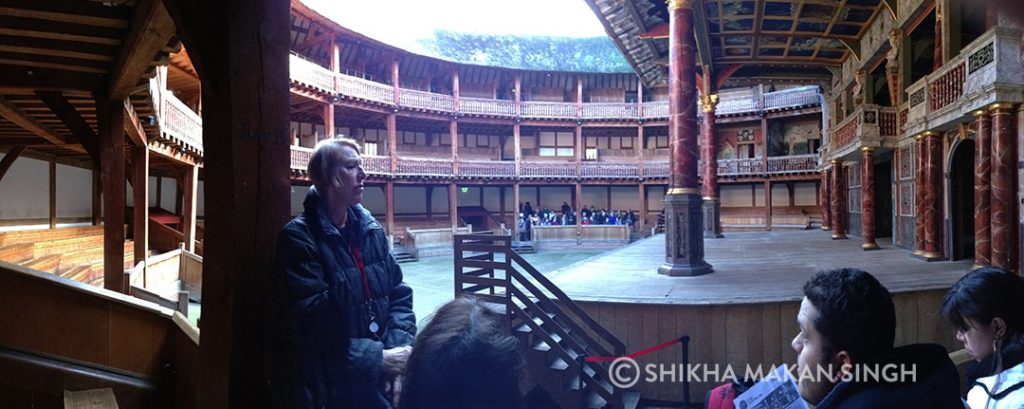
[879,109,898,137]
[399,88,454,112]
[337,74,394,105]
[161,92,203,154]
[716,93,758,114]
[396,157,454,176]
[519,161,578,178]
[642,101,669,118]
[459,97,515,117]
[288,53,336,93]
[718,158,766,175]
[520,101,577,119]
[642,160,669,178]
[580,161,639,178]
[767,154,818,174]
[458,160,515,177]
[362,156,391,174]
[763,86,820,110]
[929,57,965,112]
[581,103,639,119]
[290,146,313,170]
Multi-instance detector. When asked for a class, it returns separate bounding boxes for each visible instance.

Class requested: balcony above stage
[903,27,1024,137]
[826,104,899,161]
[288,53,822,122]
[289,146,820,182]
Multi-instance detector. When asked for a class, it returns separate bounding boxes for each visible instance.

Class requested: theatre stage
[546,230,972,304]
[539,230,969,404]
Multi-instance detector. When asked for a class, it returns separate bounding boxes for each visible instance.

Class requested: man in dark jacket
[791,268,962,409]
[270,138,416,409]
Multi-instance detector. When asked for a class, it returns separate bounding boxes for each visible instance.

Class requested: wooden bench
[0,243,34,263]
[22,254,61,274]
[32,234,105,258]
[0,226,106,247]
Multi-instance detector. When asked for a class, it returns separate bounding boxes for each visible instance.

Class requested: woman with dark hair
[941,266,1024,408]
[400,297,525,409]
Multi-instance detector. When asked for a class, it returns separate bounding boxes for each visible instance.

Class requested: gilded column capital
[989,102,1016,113]
[860,146,875,153]
[666,0,696,10]
[700,94,718,113]
[888,30,901,49]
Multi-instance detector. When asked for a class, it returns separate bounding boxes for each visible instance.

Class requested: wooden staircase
[455,233,639,409]
[392,244,418,263]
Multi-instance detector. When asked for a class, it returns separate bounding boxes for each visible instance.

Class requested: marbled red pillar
[821,169,831,231]
[700,95,722,238]
[990,105,1016,269]
[660,0,711,276]
[974,111,992,266]
[831,160,847,239]
[862,148,878,250]
[922,133,943,259]
[917,136,933,254]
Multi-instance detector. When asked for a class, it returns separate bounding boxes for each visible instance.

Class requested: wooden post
[98,97,126,293]
[638,184,646,234]
[513,73,522,116]
[386,182,395,235]
[575,124,582,176]
[92,168,101,226]
[513,182,520,239]
[155,176,162,212]
[449,182,458,232]
[387,114,397,172]
[765,180,772,231]
[637,76,645,117]
[162,0,292,406]
[450,120,458,174]
[182,165,198,253]
[133,146,149,265]
[499,186,506,223]
[575,183,583,226]
[452,68,460,112]
[391,57,400,105]
[49,156,56,229]
[576,76,583,118]
[513,124,521,175]
[425,186,433,220]
[323,104,334,139]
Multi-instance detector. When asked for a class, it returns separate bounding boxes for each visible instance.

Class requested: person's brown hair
[400,296,524,409]
[307,137,361,190]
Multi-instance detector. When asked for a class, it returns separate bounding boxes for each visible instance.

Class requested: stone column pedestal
[660,192,713,276]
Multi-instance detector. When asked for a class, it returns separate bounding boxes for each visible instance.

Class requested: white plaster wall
[431,187,449,214]
[457,186,482,207]
[0,157,55,220]
[362,186,385,216]
[754,185,766,207]
[395,186,427,214]
[56,164,92,218]
[646,186,666,211]
[581,186,605,209]
[481,187,502,211]
[537,186,571,210]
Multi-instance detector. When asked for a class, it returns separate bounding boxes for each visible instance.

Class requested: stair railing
[454,233,627,407]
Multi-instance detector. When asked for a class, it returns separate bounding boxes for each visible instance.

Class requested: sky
[302,0,610,54]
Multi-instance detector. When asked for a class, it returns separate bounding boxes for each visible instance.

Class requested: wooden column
[49,157,56,229]
[574,125,582,176]
[92,168,101,226]
[973,111,992,266]
[162,1,292,406]
[637,125,645,177]
[391,58,400,105]
[133,146,149,265]
[425,186,433,220]
[921,132,943,259]
[513,182,520,240]
[576,76,583,117]
[637,77,645,117]
[821,169,831,230]
[831,160,847,239]
[155,176,163,212]
[499,187,506,223]
[660,0,711,276]
[181,165,198,253]
[886,30,901,107]
[386,182,395,235]
[323,104,334,139]
[861,147,879,250]
[452,68,460,112]
[387,114,398,172]
[764,180,772,231]
[575,183,583,226]
[449,182,458,232]
[98,97,126,293]
[990,104,1016,269]
[638,184,646,234]
[513,73,522,117]
[513,124,521,175]
[450,120,458,174]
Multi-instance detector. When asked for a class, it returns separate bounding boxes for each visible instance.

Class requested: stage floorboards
[546,230,972,305]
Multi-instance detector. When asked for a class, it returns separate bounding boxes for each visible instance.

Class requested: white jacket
[966,361,1024,409]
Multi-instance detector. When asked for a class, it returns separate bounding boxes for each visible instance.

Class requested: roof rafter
[0,95,83,152]
[108,0,176,99]
[34,91,99,162]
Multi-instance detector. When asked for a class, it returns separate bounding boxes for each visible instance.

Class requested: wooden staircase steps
[22,254,61,274]
[32,234,106,258]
